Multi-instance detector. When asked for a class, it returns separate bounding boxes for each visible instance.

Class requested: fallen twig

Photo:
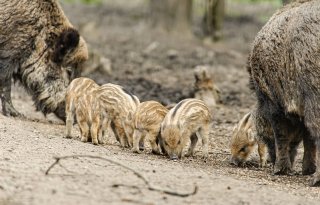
[209,151,231,155]
[45,155,198,197]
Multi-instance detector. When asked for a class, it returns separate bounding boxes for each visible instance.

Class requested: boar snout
[54,102,66,122]
[230,156,242,166]
[170,154,179,160]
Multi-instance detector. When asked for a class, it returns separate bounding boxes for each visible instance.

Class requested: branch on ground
[45,155,198,197]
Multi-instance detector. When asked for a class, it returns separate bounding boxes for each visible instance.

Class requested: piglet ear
[52,28,80,64]
[247,128,256,143]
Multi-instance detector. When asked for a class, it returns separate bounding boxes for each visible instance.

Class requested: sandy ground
[1,1,320,204]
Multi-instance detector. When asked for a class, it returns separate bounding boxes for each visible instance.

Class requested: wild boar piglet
[160,98,212,160]
[132,101,168,154]
[65,77,99,138]
[230,111,269,167]
[98,83,140,147]
[75,90,102,145]
[193,65,220,109]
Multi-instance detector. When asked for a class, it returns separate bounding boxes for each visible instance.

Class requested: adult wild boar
[248,0,320,186]
[0,0,88,120]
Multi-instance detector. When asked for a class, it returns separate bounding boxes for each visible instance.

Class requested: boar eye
[164,141,168,146]
[239,147,246,153]
[177,140,181,145]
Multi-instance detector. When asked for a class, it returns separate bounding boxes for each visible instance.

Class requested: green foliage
[61,0,102,4]
[231,0,281,3]
[231,0,282,6]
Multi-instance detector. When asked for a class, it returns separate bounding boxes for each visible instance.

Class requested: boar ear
[202,69,207,79]
[247,128,256,143]
[238,112,251,131]
[52,28,80,64]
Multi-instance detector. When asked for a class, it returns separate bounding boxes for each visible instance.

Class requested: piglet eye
[177,140,181,145]
[239,147,246,153]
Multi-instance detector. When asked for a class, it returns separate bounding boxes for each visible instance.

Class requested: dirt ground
[1,1,320,204]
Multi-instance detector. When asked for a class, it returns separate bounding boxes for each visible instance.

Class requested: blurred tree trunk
[282,0,293,5]
[202,0,225,41]
[149,0,193,36]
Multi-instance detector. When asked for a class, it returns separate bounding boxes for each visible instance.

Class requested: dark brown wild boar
[0,0,88,120]
[248,0,319,186]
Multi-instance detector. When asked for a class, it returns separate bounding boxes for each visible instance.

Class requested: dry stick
[45,155,198,197]
[209,151,230,155]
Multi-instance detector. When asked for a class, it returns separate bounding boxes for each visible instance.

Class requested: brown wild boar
[160,98,212,160]
[75,90,102,145]
[97,83,140,147]
[193,65,220,109]
[65,77,99,138]
[132,101,168,154]
[248,0,320,186]
[230,111,269,167]
[0,0,88,120]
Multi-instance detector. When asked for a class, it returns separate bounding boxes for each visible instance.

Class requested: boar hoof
[3,104,23,118]
[139,145,145,151]
[273,165,292,175]
[92,140,98,145]
[151,149,161,155]
[310,173,320,187]
[185,153,193,157]
[302,164,316,175]
[81,137,88,143]
[132,149,141,154]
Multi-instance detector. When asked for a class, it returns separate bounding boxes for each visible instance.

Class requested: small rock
[143,41,159,54]
[167,49,178,59]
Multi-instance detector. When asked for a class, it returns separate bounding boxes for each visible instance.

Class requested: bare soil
[1,1,319,205]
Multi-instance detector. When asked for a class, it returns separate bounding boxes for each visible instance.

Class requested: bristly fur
[53,28,80,65]
[65,77,99,138]
[97,83,140,147]
[132,101,168,154]
[0,0,88,120]
[161,98,211,159]
[247,0,319,185]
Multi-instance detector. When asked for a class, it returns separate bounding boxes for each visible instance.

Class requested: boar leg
[288,131,302,171]
[132,129,143,153]
[185,133,198,157]
[257,142,267,167]
[91,118,100,145]
[200,124,210,159]
[263,136,276,165]
[305,106,320,186]
[116,126,128,148]
[139,135,145,151]
[0,75,21,117]
[149,131,161,155]
[120,121,131,147]
[110,120,120,143]
[157,133,167,155]
[65,95,74,138]
[302,132,316,175]
[78,121,89,143]
[101,117,112,142]
[272,117,292,175]
[98,123,104,144]
[310,139,320,186]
